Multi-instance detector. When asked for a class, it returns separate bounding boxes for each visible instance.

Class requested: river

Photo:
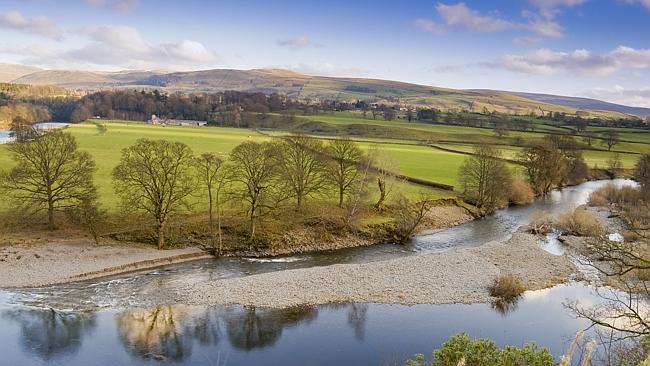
[0,123,69,145]
[0,179,639,365]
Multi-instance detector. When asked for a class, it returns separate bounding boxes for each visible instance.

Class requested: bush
[488,273,525,301]
[406,333,555,366]
[509,178,535,205]
[588,184,641,207]
[623,231,641,243]
[556,208,605,237]
[529,211,553,234]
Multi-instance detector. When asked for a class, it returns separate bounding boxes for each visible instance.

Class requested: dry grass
[529,211,553,234]
[623,230,641,242]
[509,178,535,205]
[488,273,526,301]
[588,183,641,207]
[556,208,605,237]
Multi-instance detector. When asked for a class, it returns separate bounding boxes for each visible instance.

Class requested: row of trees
[458,134,595,211]
[0,130,403,251]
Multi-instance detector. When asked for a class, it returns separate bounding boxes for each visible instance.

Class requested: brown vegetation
[488,273,525,301]
[555,208,605,237]
[508,178,535,205]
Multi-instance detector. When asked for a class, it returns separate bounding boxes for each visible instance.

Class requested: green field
[0,121,459,209]
[0,114,648,210]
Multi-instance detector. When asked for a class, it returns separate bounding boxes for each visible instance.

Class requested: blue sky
[0,0,649,106]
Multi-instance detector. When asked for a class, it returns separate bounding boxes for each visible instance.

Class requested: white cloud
[528,0,587,18]
[0,10,61,40]
[525,17,563,38]
[584,85,650,108]
[436,3,515,32]
[417,2,568,38]
[501,46,650,76]
[622,0,650,10]
[84,0,139,13]
[62,25,217,69]
[414,19,446,35]
[276,36,321,50]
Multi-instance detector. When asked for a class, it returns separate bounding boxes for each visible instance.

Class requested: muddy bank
[168,232,575,308]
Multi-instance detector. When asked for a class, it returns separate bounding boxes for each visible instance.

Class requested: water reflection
[0,284,626,365]
[226,305,318,350]
[115,304,318,362]
[2,308,96,361]
[117,305,192,361]
[490,298,521,316]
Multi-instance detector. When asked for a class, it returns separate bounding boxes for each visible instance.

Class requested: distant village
[148,114,207,127]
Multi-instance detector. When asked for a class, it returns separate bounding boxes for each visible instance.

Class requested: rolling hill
[0,63,42,83]
[1,64,647,119]
[509,91,650,118]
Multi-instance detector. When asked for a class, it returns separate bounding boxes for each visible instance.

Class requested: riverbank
[0,239,212,288]
[167,232,575,308]
[0,203,475,288]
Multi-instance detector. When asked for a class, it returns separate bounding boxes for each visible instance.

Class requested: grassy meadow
[0,113,648,211]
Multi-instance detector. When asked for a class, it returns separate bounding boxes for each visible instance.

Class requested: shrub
[529,211,553,234]
[488,273,525,301]
[406,333,555,366]
[623,231,641,243]
[509,178,535,205]
[588,184,641,207]
[556,208,605,237]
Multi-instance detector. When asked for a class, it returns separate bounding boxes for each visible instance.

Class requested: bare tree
[274,135,328,210]
[520,142,566,195]
[383,109,396,121]
[326,138,364,207]
[405,107,414,122]
[582,131,597,147]
[229,141,284,239]
[368,148,400,211]
[342,155,373,229]
[494,121,510,137]
[634,153,650,199]
[112,139,196,249]
[0,130,96,230]
[458,145,511,210]
[607,153,623,177]
[67,197,106,244]
[568,238,650,341]
[392,194,436,244]
[195,153,229,254]
[601,130,620,151]
[9,116,37,142]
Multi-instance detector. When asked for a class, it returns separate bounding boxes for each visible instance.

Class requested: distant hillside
[507,91,650,118]
[11,69,162,88]
[0,64,644,120]
[0,64,42,83]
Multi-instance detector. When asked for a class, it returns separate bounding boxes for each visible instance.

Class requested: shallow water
[0,179,640,365]
[0,130,12,144]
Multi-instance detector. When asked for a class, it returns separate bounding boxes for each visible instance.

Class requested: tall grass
[556,208,605,237]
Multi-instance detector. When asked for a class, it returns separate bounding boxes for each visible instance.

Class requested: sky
[0,0,650,107]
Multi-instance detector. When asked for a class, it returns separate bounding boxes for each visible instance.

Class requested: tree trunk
[216,193,223,256]
[47,199,55,230]
[375,178,386,210]
[338,188,344,208]
[208,188,214,249]
[157,220,165,250]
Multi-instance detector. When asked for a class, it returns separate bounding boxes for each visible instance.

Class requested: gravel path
[174,232,576,308]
